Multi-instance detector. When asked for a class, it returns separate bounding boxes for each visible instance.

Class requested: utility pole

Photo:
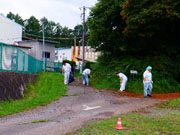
[82,6,86,71]
[43,24,45,72]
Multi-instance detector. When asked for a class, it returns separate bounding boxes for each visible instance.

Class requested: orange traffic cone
[114,118,124,130]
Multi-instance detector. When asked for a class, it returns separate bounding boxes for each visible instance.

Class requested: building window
[42,52,50,58]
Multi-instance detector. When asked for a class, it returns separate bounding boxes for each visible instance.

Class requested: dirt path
[0,80,163,135]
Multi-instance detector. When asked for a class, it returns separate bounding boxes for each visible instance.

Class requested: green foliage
[120,0,180,55]
[87,0,125,55]
[84,61,95,69]
[6,12,80,47]
[87,0,180,93]
[91,54,180,93]
[7,12,24,26]
[88,0,180,56]
[160,98,180,109]
[24,16,41,39]
[0,72,66,117]
[73,24,83,37]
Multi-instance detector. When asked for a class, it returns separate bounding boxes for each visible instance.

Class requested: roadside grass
[74,73,82,77]
[158,98,180,109]
[18,119,55,125]
[65,98,180,135]
[0,72,66,118]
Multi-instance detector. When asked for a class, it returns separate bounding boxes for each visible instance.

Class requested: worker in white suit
[143,66,153,98]
[82,68,91,86]
[116,72,128,92]
[62,62,71,85]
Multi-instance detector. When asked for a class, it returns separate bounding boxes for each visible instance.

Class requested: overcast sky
[0,0,97,29]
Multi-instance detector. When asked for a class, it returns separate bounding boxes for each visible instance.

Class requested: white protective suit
[118,73,128,91]
[62,63,71,84]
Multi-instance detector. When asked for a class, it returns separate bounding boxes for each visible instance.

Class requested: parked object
[69,71,74,83]
[114,118,125,130]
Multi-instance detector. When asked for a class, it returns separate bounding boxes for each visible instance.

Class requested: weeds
[90,55,180,94]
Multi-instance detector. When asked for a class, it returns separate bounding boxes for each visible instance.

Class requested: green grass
[158,98,180,109]
[90,55,180,94]
[0,72,67,118]
[91,77,180,94]
[66,99,180,135]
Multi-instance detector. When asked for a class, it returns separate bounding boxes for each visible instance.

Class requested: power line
[23,32,75,40]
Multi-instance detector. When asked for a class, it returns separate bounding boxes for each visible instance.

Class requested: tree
[120,0,180,55]
[54,23,63,42]
[40,17,56,39]
[6,12,82,47]
[72,24,83,45]
[73,24,83,37]
[87,0,125,56]
[24,16,41,39]
[7,12,24,26]
[60,26,73,46]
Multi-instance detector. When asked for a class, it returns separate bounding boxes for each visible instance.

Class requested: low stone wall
[0,72,37,101]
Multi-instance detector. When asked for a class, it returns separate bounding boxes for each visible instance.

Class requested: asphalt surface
[0,84,159,135]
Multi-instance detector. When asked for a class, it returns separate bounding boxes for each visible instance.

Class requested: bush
[84,61,95,69]
[91,54,180,93]
[160,98,180,109]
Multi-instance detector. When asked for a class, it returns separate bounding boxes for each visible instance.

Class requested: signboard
[130,70,138,74]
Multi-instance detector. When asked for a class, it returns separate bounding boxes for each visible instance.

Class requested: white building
[55,47,72,62]
[18,39,56,62]
[0,14,22,44]
[72,46,101,62]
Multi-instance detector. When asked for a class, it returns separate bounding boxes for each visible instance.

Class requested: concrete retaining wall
[0,72,37,101]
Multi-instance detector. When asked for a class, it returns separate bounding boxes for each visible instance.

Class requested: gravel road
[0,83,160,135]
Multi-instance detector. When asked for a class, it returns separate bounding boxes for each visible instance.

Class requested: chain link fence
[0,42,43,74]
[44,59,80,73]
[45,59,62,72]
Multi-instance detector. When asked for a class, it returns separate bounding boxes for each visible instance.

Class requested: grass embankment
[0,72,66,117]
[66,99,180,135]
[90,55,180,94]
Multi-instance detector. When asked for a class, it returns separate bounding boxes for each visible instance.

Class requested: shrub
[160,98,180,109]
[91,54,180,93]
[84,61,95,69]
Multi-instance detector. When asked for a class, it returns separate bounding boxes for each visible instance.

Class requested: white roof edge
[56,47,71,50]
[0,13,23,28]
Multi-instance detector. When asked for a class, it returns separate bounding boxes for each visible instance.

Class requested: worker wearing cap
[143,66,153,98]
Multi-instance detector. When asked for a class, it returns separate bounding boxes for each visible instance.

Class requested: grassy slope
[66,99,180,135]
[0,72,66,117]
[90,55,180,94]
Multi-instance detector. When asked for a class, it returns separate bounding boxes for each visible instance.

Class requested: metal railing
[0,42,43,74]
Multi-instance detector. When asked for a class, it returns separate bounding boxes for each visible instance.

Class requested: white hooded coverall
[118,73,128,91]
[62,63,71,84]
